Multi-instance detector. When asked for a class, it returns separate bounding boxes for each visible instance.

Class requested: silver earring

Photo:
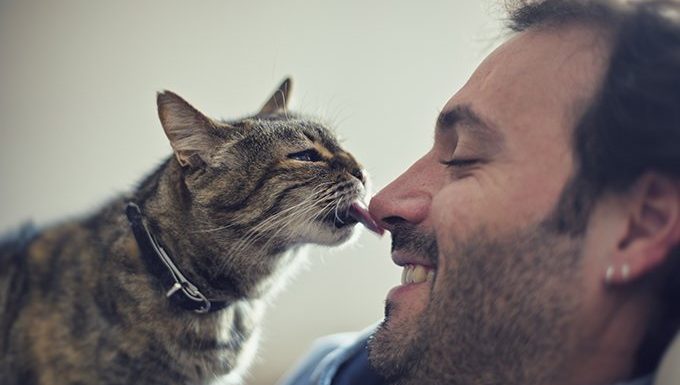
[605,266,615,283]
[621,263,630,280]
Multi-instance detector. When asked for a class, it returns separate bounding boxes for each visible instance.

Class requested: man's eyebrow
[436,104,505,145]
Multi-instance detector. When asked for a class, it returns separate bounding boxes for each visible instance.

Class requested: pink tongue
[348,201,385,236]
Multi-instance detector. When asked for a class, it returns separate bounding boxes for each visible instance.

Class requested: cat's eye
[288,149,323,162]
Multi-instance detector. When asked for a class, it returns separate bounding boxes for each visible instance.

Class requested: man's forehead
[443,23,612,140]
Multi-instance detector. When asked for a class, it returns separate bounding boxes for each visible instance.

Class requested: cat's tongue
[348,201,384,236]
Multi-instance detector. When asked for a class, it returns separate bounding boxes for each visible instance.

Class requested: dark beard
[368,222,584,385]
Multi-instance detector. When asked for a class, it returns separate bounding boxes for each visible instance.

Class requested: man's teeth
[401,264,435,285]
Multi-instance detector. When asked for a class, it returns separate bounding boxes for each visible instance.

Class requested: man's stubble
[368,222,585,385]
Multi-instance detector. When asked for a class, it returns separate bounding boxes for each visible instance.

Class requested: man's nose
[368,155,437,232]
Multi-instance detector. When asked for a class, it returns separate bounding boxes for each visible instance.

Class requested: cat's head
[156,79,379,251]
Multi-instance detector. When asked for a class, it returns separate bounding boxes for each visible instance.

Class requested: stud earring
[621,263,630,281]
[605,265,615,284]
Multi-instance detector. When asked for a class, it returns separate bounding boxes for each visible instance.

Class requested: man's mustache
[390,222,439,267]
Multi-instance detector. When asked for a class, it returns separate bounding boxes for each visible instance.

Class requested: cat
[0,78,382,385]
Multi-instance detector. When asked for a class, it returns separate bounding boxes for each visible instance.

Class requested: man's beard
[368,221,584,385]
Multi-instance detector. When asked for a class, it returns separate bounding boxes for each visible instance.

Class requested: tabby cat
[0,79,382,385]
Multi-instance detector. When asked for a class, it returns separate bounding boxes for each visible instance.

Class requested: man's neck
[561,289,656,385]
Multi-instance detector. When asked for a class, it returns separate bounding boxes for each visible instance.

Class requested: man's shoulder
[276,325,383,385]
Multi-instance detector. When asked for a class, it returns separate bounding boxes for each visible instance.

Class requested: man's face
[367,25,612,385]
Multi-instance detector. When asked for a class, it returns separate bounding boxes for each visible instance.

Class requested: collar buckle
[126,202,216,314]
[166,282,211,313]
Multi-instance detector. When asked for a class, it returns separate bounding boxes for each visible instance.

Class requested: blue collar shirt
[277,325,654,385]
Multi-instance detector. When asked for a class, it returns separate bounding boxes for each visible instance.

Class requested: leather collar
[125,202,229,314]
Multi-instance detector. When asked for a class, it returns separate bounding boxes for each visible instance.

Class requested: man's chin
[367,301,424,382]
[370,272,433,367]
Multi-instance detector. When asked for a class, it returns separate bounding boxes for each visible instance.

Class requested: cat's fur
[0,79,369,385]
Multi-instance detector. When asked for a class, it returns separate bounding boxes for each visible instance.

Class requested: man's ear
[605,173,680,284]
[258,77,292,115]
[157,91,221,168]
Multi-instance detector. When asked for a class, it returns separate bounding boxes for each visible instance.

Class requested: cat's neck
[128,158,300,306]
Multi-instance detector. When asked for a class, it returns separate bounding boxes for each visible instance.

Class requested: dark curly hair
[506,0,680,376]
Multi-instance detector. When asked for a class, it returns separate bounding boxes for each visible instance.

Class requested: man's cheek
[431,184,487,241]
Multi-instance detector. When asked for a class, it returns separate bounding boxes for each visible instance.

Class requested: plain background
[0,1,504,384]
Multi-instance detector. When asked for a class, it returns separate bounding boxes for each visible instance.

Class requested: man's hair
[507,0,680,220]
[505,0,680,375]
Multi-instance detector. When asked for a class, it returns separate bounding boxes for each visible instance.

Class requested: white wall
[0,1,502,384]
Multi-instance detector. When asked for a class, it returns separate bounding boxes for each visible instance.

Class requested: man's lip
[391,251,436,269]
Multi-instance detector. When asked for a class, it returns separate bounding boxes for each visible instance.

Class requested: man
[279,0,680,384]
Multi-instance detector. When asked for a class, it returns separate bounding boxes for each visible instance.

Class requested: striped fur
[0,80,367,385]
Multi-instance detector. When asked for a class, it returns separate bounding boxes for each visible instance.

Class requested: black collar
[125,202,229,314]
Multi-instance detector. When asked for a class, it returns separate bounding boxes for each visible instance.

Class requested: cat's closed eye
[288,149,323,162]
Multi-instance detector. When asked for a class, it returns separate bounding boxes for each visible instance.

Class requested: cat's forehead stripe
[336,152,361,168]
[313,142,334,160]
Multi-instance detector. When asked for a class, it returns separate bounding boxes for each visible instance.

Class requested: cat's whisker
[312,196,341,223]
[195,196,312,235]
[195,183,334,234]
[241,189,331,236]
[225,189,338,261]
[222,193,333,264]
[317,188,354,224]
[239,194,328,237]
[192,222,239,234]
[223,182,352,269]
[333,192,345,224]
[257,201,328,251]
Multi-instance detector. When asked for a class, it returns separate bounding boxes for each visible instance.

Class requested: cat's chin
[303,221,360,247]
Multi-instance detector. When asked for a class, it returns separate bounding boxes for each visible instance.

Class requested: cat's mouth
[323,201,383,235]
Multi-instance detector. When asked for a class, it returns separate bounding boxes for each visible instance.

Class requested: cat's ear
[157,91,220,168]
[258,77,292,115]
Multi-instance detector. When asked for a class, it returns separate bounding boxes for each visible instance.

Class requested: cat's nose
[350,168,365,185]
